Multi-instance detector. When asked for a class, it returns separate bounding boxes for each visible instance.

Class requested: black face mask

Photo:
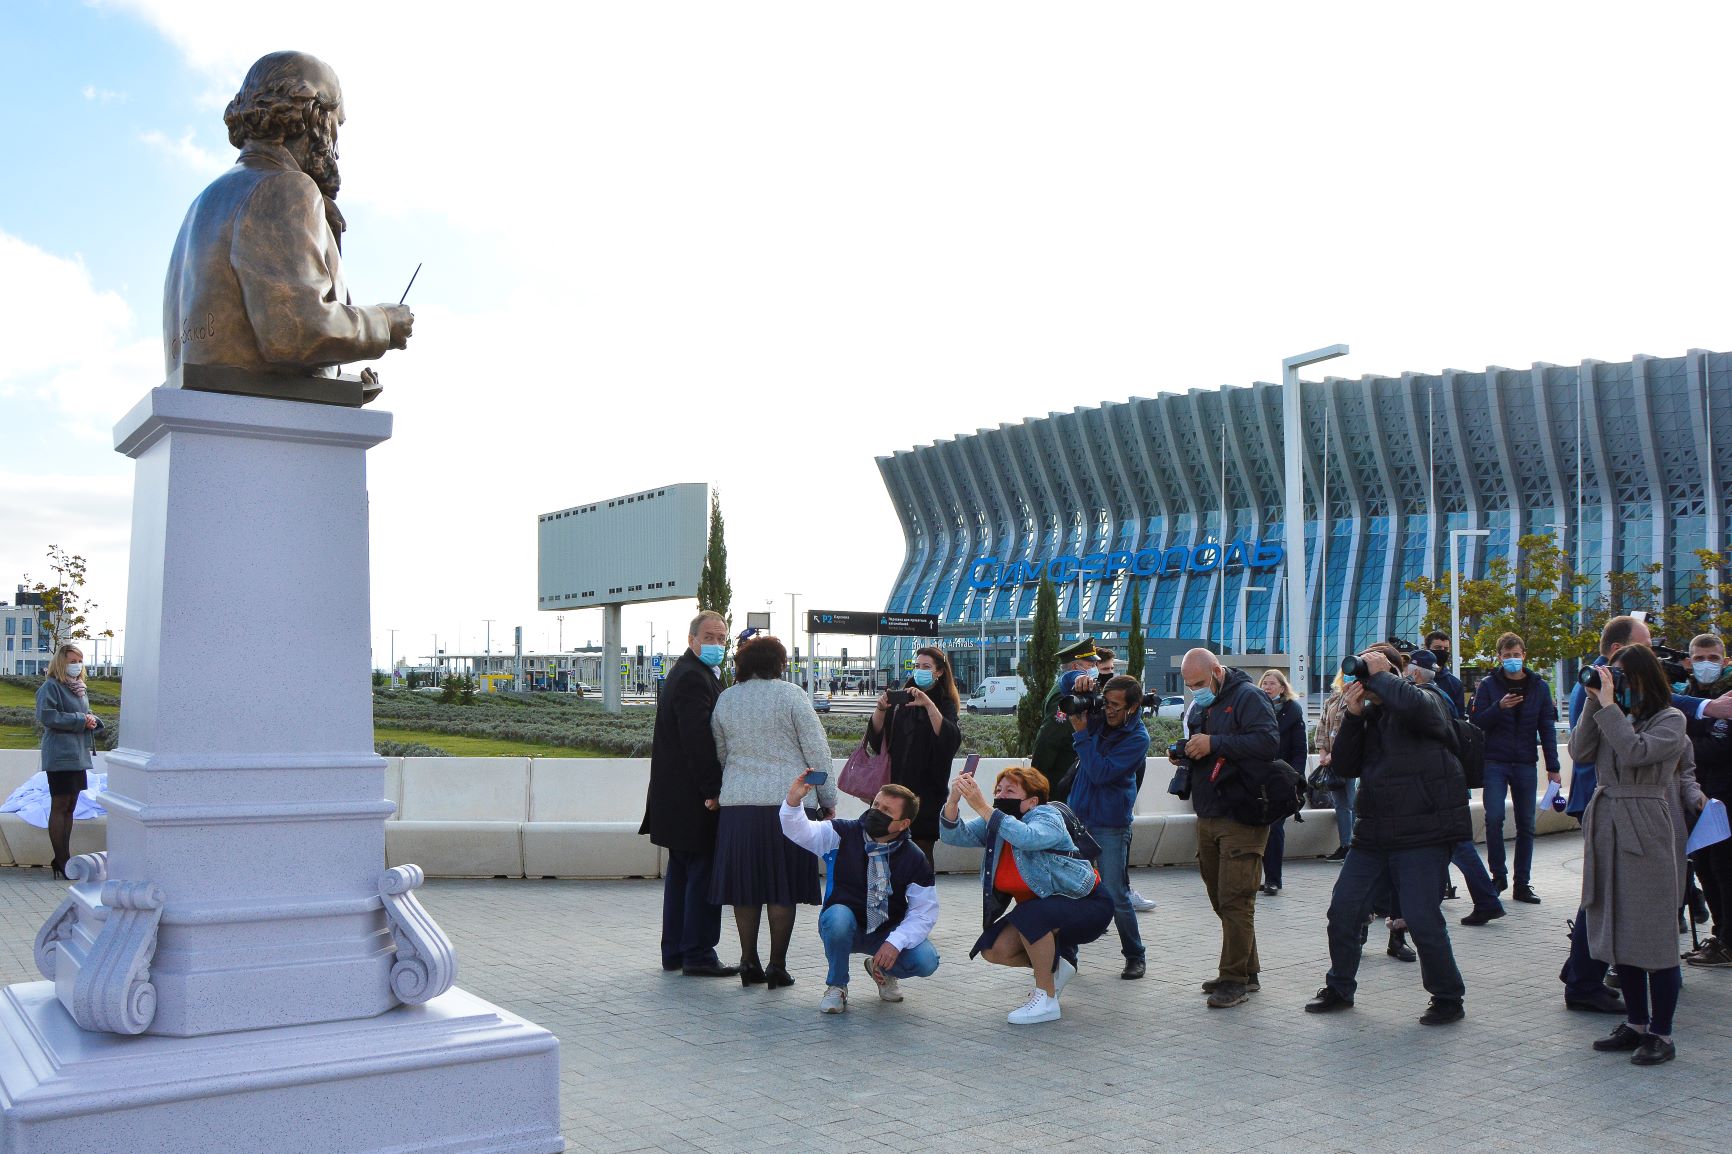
[860,807,895,840]
[993,797,1026,819]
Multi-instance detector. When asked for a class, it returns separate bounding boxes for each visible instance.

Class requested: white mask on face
[65,663,84,679]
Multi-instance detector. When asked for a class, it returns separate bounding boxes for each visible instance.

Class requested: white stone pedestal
[0,388,562,1151]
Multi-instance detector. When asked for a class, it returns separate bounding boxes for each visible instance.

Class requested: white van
[966,676,1027,714]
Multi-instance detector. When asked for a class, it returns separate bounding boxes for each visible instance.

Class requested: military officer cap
[1055,637,1098,663]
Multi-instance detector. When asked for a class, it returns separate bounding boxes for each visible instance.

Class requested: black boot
[1387,928,1416,962]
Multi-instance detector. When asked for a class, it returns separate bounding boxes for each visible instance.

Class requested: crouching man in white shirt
[781,773,941,1014]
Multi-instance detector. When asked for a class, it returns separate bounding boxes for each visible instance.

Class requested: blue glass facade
[877,352,1732,683]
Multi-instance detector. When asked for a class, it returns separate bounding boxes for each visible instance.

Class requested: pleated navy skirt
[709,805,822,906]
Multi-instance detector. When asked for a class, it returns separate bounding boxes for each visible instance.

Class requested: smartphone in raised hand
[961,754,981,777]
[803,769,828,785]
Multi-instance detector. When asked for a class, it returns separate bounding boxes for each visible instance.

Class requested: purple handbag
[838,714,891,803]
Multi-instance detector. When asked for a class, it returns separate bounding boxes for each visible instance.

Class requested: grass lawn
[0,679,122,709]
[372,727,605,758]
[0,726,36,750]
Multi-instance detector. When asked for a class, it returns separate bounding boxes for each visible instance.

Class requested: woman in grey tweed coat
[1569,644,1706,1066]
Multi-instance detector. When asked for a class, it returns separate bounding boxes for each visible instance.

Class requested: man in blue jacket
[1469,632,1560,904]
[1067,673,1150,979]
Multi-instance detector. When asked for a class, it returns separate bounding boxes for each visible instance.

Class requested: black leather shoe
[1593,1023,1645,1052]
[763,965,795,989]
[1631,1035,1676,1066]
[1461,906,1506,927]
[739,961,766,987]
[681,962,741,978]
[1443,884,1459,900]
[1305,987,1353,1013]
[1419,998,1464,1025]
[1324,846,1348,861]
[1513,884,1541,904]
[1493,875,1508,894]
[1566,987,1625,1014]
[1121,958,1146,980]
[1259,884,1281,896]
[1387,931,1417,963]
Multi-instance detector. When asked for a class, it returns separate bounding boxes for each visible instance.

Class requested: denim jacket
[938,803,1096,899]
[35,678,101,773]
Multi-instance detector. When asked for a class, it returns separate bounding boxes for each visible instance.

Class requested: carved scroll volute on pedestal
[380,865,457,1005]
[33,853,109,980]
[73,879,166,1036]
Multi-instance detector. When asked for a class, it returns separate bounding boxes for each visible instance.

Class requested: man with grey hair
[1170,647,1279,1008]
[641,610,734,975]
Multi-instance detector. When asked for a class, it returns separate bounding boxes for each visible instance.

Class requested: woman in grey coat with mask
[1569,643,1705,1067]
[35,643,103,879]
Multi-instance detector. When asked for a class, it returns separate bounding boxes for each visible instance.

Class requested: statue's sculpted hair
[223,51,340,150]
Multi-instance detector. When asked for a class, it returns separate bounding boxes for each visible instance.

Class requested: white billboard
[537,482,709,610]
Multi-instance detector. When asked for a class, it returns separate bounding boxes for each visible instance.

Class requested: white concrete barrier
[0,746,1585,879]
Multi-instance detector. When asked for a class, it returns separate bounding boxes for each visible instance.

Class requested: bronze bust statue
[161,51,412,406]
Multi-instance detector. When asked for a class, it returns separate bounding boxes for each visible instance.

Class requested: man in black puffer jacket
[1305,643,1471,1026]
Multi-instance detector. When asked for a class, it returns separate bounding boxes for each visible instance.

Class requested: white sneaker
[1129,889,1157,913]
[864,957,903,1002]
[1007,989,1061,1025]
[1053,957,1076,997]
[818,985,847,1014]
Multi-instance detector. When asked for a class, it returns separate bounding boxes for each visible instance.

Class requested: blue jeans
[1265,818,1286,887]
[1482,761,1538,886]
[1330,781,1356,850]
[1093,826,1145,961]
[1324,843,1465,1002]
[660,848,723,969]
[817,904,939,987]
[1450,841,1503,913]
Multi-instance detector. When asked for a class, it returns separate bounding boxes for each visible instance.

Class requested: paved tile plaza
[0,833,1726,1153]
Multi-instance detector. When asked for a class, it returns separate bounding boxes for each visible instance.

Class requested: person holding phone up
[779,773,939,1015]
[866,646,962,868]
[1469,632,1561,904]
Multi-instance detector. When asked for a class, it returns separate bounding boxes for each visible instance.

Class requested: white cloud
[138,127,228,176]
[58,2,1732,668]
[82,85,128,103]
[0,473,134,642]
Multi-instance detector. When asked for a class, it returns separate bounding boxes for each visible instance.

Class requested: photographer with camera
[1065,673,1150,979]
[1304,644,1471,1026]
[866,646,962,868]
[1469,632,1561,905]
[1031,639,1099,804]
[1171,648,1279,1008]
[1570,643,1706,1065]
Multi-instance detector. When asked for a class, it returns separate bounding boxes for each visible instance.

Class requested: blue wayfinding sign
[968,537,1284,591]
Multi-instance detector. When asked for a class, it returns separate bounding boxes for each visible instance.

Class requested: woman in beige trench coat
[1569,644,1706,1067]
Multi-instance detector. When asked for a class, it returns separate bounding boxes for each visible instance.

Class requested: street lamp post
[388,628,398,688]
[1449,528,1491,686]
[1283,344,1349,700]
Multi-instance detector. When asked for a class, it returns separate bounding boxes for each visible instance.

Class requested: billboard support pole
[602,604,622,715]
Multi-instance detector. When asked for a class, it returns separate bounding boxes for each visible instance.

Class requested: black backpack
[1215,758,1307,827]
[1424,684,1485,789]
[1045,801,1103,862]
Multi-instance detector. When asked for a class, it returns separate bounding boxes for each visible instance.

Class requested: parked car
[1150,694,1187,720]
[412,685,443,697]
[811,690,832,713]
[966,676,1027,714]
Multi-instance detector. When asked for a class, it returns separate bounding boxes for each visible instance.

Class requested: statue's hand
[383,305,414,350]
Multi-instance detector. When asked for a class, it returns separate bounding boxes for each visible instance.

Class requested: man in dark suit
[640,610,735,976]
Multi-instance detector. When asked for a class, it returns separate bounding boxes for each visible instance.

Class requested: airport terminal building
[876,349,1730,691]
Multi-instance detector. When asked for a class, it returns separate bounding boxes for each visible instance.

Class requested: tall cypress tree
[696,489,732,627]
[1126,580,1146,687]
[1016,576,1061,754]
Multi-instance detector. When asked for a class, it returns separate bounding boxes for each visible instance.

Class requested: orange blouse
[993,844,1037,902]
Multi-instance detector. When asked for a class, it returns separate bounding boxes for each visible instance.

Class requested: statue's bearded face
[302,103,342,200]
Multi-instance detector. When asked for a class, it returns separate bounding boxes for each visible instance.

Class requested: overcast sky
[4,2,1732,668]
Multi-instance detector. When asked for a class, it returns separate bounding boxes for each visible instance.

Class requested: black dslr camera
[1652,643,1691,688]
[1578,665,1625,694]
[1341,654,1372,680]
[1167,740,1187,761]
[1060,688,1103,715]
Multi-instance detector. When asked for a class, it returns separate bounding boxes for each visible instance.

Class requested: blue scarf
[864,836,897,933]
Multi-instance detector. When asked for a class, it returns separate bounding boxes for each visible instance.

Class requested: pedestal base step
[0,982,563,1153]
